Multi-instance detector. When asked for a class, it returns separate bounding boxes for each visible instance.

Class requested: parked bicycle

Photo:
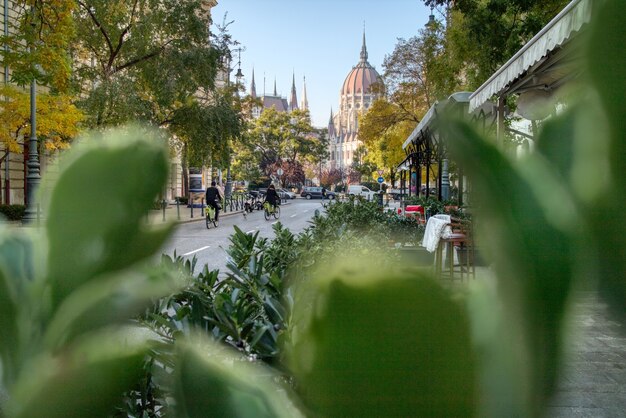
[263,201,280,220]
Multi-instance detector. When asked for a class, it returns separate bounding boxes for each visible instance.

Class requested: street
[159,199,324,274]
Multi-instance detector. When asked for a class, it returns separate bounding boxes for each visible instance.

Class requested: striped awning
[468,0,592,113]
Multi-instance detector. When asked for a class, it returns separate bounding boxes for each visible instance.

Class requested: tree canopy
[1,0,76,91]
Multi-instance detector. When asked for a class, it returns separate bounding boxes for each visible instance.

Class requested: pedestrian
[322,186,327,202]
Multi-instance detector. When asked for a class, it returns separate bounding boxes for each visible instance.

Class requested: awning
[402,92,472,150]
[402,102,438,150]
[468,0,592,113]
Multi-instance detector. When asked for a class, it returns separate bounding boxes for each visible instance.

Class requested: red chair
[404,205,425,224]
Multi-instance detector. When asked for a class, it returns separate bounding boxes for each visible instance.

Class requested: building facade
[328,32,381,171]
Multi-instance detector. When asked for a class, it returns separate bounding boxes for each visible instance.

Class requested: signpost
[377,176,384,184]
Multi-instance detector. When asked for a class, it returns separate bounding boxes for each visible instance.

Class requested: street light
[23,6,41,224]
[225,47,243,199]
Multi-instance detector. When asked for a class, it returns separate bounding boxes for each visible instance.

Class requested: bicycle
[263,201,280,220]
[205,203,219,228]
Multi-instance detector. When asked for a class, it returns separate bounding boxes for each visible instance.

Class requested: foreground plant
[0,128,183,418]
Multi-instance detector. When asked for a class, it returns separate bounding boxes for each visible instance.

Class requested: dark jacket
[265,188,279,205]
[205,186,222,203]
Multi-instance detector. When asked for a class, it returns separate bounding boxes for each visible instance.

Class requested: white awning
[402,102,438,150]
[468,0,592,113]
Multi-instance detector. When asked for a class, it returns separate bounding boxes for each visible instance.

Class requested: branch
[78,1,114,58]
[108,0,140,68]
[112,40,174,74]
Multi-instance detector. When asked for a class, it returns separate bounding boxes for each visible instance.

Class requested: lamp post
[22,7,41,224]
[225,47,243,199]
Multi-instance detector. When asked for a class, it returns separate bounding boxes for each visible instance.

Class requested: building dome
[341,32,380,96]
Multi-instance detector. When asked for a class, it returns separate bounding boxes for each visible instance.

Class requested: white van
[348,185,378,200]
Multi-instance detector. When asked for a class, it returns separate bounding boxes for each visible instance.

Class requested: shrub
[0,204,26,221]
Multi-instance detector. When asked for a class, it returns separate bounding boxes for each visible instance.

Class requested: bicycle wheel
[205,213,211,229]
[273,206,280,219]
[264,208,271,220]
[213,219,218,227]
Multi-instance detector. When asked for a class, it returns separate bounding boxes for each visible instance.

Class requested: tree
[242,107,318,182]
[1,0,76,91]
[420,0,570,88]
[0,85,83,153]
[71,2,243,196]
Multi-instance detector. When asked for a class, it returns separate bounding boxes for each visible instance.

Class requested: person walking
[321,186,327,203]
[205,181,223,221]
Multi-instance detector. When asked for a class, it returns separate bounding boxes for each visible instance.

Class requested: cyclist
[264,184,279,212]
[205,181,223,221]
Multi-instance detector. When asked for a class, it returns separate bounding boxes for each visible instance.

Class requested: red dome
[342,62,380,96]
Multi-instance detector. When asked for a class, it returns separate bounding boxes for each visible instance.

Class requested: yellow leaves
[0,85,84,152]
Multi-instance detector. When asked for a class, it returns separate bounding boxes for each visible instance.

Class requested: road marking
[272,221,279,225]
[246,230,256,234]
[303,210,309,213]
[290,214,297,218]
[182,246,210,257]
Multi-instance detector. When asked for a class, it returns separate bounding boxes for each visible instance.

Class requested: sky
[212,0,433,128]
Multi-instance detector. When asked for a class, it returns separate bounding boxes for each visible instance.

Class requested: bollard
[37,203,41,227]
[201,198,205,216]
[162,199,166,222]
[191,199,194,218]
[177,199,180,220]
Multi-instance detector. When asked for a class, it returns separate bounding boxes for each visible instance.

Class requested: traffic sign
[277,168,284,176]
[377,169,384,176]
[377,176,384,184]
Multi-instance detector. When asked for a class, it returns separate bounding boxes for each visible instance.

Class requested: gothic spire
[250,68,257,99]
[290,71,298,111]
[360,27,368,62]
[301,75,309,111]
[273,77,277,96]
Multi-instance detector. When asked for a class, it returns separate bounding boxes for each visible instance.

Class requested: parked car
[348,185,378,200]
[278,188,297,199]
[300,186,336,200]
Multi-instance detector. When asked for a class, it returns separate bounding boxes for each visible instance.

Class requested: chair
[435,217,475,281]
[405,205,426,224]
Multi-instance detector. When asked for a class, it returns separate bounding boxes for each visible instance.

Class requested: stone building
[328,32,382,170]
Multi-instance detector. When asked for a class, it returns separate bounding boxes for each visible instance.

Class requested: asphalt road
[159,199,324,274]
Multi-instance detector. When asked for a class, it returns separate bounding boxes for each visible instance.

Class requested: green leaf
[286,264,476,417]
[0,231,35,385]
[585,0,626,323]
[444,120,576,412]
[43,267,186,349]
[44,127,171,310]
[586,0,626,189]
[174,337,301,418]
[8,327,153,418]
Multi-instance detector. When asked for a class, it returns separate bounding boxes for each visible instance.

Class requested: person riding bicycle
[205,181,223,221]
[264,184,279,211]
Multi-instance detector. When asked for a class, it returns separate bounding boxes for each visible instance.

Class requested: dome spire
[360,24,368,62]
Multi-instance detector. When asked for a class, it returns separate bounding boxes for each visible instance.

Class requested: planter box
[456,247,488,266]
[395,246,434,267]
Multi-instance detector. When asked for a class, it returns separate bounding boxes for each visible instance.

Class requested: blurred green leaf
[444,120,576,413]
[8,328,152,418]
[44,268,186,350]
[0,231,35,385]
[287,264,476,417]
[585,0,626,322]
[174,338,301,418]
[44,128,170,310]
[586,0,626,188]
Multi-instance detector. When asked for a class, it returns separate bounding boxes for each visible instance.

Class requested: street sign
[377,169,384,176]
[377,176,384,184]
[277,168,284,176]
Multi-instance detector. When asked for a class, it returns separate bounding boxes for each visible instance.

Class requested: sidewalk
[146,199,293,225]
